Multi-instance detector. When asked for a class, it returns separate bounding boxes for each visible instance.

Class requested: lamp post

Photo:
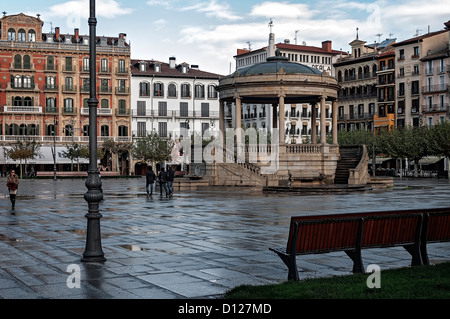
[82,0,105,262]
[53,115,57,181]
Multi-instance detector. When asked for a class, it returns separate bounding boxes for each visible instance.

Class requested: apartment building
[0,12,131,172]
[393,28,449,127]
[334,34,396,132]
[129,57,222,174]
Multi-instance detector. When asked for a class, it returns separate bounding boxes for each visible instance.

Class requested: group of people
[145,165,175,198]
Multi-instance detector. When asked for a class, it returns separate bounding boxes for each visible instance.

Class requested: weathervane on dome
[268,19,274,33]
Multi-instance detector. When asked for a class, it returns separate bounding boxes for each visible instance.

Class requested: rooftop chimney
[55,27,60,42]
[169,56,176,69]
[322,40,332,52]
[74,28,79,43]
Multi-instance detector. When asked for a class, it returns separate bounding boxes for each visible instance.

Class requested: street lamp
[53,115,57,181]
[82,0,105,262]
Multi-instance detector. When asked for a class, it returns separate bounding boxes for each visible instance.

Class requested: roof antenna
[295,30,299,44]
[246,41,252,51]
[375,33,383,43]
[356,27,359,40]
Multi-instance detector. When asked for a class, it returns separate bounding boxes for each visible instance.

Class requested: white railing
[81,107,113,115]
[4,105,43,113]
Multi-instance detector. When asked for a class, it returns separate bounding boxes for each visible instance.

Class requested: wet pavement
[0,176,449,299]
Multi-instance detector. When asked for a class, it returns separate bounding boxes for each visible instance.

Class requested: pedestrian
[158,167,169,198]
[146,165,156,198]
[6,170,19,209]
[167,165,174,197]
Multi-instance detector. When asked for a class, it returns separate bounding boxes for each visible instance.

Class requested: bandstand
[215,53,346,187]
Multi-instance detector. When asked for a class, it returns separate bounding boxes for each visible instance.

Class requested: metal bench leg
[345,249,364,273]
[403,244,423,266]
[272,250,299,281]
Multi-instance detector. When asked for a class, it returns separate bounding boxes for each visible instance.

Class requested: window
[158,122,167,137]
[23,76,32,89]
[154,82,164,97]
[413,46,419,57]
[8,28,16,41]
[65,77,73,90]
[411,81,419,95]
[137,101,146,116]
[399,49,405,59]
[23,55,31,69]
[118,99,127,114]
[139,81,150,97]
[47,56,55,70]
[14,75,22,88]
[100,79,109,92]
[18,29,26,41]
[101,99,109,108]
[180,102,189,117]
[208,85,217,98]
[83,58,89,72]
[137,122,146,137]
[101,125,109,137]
[14,54,22,69]
[118,125,128,136]
[201,103,210,117]
[202,123,209,134]
[64,98,74,113]
[101,59,108,72]
[399,83,405,96]
[65,57,73,71]
[118,59,126,73]
[83,125,89,136]
[46,98,57,112]
[28,30,36,42]
[117,79,126,93]
[168,83,177,97]
[181,83,190,98]
[158,101,167,116]
[82,78,90,91]
[65,125,74,137]
[195,84,205,98]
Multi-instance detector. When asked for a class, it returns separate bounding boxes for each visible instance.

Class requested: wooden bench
[421,211,450,265]
[270,207,450,280]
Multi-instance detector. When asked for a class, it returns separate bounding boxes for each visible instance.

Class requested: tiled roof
[275,43,345,55]
[392,29,448,47]
[130,59,224,79]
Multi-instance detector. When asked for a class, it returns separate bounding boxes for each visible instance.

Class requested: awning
[1,146,90,165]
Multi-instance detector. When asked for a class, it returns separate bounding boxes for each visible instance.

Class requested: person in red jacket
[6,170,19,209]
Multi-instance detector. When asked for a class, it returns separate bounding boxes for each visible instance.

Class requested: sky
[5,0,450,75]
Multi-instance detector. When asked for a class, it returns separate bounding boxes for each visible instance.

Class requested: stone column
[235,95,242,144]
[219,100,225,143]
[279,94,285,144]
[332,99,338,144]
[311,102,317,144]
[320,95,327,144]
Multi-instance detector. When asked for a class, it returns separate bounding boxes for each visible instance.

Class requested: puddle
[119,244,150,251]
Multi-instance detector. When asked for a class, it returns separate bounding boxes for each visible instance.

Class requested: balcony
[422,103,449,113]
[81,107,113,116]
[115,87,130,95]
[62,85,77,93]
[115,109,130,116]
[3,105,43,114]
[422,84,449,94]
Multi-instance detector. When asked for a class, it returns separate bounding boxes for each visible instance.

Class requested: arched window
[64,98,74,113]
[195,84,205,98]
[181,83,190,98]
[139,81,150,97]
[118,125,128,136]
[207,84,217,99]
[47,124,56,136]
[154,82,164,97]
[47,56,55,71]
[14,75,22,88]
[23,76,32,89]
[65,124,74,137]
[168,83,177,97]
[101,99,109,108]
[46,98,57,112]
[23,97,32,106]
[83,125,89,136]
[13,96,23,106]
[18,29,26,41]
[337,71,342,82]
[28,29,36,42]
[23,55,31,69]
[8,28,16,41]
[14,54,22,69]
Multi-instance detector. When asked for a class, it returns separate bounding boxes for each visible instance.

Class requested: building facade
[129,57,222,174]
[0,13,131,172]
[393,28,449,127]
[334,36,396,133]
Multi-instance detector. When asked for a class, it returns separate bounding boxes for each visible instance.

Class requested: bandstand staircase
[334,147,363,184]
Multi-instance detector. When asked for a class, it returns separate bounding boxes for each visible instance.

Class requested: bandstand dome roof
[234,55,323,77]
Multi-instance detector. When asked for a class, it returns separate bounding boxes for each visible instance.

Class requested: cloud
[180,0,242,21]
[48,0,133,19]
[250,1,317,19]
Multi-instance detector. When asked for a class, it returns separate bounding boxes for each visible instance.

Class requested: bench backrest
[285,209,448,254]
[424,212,450,243]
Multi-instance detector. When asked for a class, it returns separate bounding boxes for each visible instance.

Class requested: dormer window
[181,64,188,74]
[154,63,161,72]
[139,62,146,72]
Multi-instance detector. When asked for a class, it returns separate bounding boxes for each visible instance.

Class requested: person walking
[158,167,169,198]
[146,165,156,198]
[6,170,19,209]
[167,165,174,197]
